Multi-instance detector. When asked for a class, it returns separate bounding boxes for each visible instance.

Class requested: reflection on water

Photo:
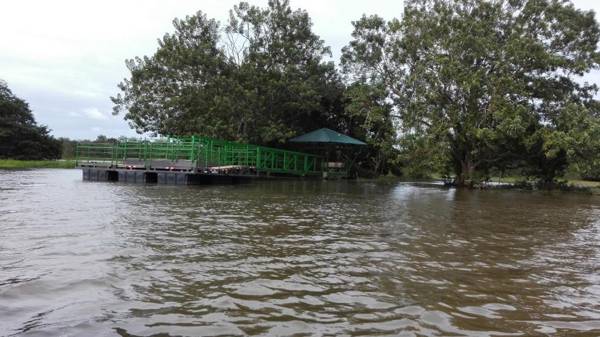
[1,169,600,336]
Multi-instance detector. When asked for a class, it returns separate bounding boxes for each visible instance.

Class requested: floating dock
[76,136,325,185]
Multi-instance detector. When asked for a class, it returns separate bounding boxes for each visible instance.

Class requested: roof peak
[289,128,366,145]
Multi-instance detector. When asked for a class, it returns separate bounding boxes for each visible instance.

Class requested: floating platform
[81,167,254,185]
[76,136,342,184]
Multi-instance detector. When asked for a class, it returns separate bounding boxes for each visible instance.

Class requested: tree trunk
[455,156,475,188]
[449,132,476,188]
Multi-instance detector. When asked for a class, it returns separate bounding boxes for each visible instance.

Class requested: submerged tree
[0,80,61,160]
[343,0,600,185]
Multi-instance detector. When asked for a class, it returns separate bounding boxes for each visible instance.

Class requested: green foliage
[226,1,345,144]
[0,80,61,160]
[397,133,448,179]
[342,82,398,174]
[58,137,77,159]
[0,159,75,169]
[342,0,600,185]
[113,0,346,145]
[112,12,233,138]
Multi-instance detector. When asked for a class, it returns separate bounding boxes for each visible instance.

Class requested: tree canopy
[0,80,61,160]
[112,0,347,145]
[342,0,600,185]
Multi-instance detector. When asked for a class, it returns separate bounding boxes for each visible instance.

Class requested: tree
[342,0,600,186]
[112,12,236,139]
[113,0,346,145]
[0,80,61,160]
[225,0,345,144]
[342,81,397,175]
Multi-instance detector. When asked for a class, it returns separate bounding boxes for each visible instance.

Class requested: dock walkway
[76,136,324,184]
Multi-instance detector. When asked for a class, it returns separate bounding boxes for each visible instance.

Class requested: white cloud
[83,107,108,120]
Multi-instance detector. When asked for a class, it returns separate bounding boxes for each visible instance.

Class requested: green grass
[562,180,600,195]
[484,176,600,194]
[0,159,77,169]
[567,179,600,189]
[492,176,600,186]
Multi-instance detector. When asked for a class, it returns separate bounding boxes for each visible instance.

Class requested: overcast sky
[1,0,599,139]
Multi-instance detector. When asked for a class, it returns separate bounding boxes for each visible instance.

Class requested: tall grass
[0,159,76,169]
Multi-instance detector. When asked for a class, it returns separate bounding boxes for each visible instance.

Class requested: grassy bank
[0,159,76,169]
[396,172,600,193]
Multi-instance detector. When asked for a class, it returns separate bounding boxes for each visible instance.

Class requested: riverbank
[564,180,600,194]
[0,159,76,169]
[376,174,600,193]
[487,176,600,192]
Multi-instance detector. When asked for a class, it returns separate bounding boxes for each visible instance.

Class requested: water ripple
[1,170,599,336]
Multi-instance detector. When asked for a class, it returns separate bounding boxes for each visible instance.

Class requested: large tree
[111,13,236,138]
[225,0,345,144]
[0,81,61,160]
[342,0,600,185]
[113,0,346,145]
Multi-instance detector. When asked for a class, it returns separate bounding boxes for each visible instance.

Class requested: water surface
[1,169,600,336]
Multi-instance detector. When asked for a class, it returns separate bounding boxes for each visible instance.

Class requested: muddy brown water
[1,169,599,336]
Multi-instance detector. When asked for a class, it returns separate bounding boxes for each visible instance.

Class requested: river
[1,169,599,336]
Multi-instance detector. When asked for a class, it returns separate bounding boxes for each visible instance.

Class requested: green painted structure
[289,128,367,179]
[76,136,323,177]
[289,128,367,145]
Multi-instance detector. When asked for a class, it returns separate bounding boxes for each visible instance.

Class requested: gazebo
[289,128,366,178]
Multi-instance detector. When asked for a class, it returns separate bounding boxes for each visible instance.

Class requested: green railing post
[271,151,275,170]
[143,141,147,169]
[190,136,196,163]
[75,143,79,166]
[293,154,296,172]
[304,156,308,174]
[257,147,261,173]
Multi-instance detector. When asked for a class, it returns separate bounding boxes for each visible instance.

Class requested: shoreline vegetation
[0,159,76,169]
[471,178,600,193]
[372,174,600,193]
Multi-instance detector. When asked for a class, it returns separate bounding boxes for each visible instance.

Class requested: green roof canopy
[289,128,366,145]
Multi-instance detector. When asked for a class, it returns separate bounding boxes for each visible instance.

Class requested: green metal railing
[76,136,323,176]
